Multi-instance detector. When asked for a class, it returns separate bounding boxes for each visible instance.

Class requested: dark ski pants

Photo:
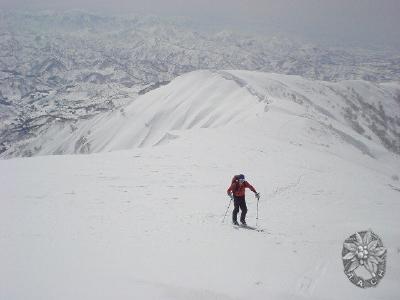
[232,196,247,223]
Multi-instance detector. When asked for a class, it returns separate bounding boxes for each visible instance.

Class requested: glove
[255,192,260,200]
[227,192,233,198]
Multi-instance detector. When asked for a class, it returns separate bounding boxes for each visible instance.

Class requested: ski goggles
[238,178,245,183]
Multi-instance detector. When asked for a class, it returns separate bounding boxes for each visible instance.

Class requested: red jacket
[227,180,257,197]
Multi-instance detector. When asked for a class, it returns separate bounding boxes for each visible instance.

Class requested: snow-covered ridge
[2,70,399,158]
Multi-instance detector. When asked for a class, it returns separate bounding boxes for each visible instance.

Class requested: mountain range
[1,11,399,158]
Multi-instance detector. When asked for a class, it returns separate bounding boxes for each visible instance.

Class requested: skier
[227,174,260,226]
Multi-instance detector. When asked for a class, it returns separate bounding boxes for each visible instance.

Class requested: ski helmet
[238,174,245,180]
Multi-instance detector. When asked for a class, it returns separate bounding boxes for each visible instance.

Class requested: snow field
[1,115,399,299]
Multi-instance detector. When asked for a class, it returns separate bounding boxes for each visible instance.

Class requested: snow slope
[1,70,400,299]
[4,70,399,158]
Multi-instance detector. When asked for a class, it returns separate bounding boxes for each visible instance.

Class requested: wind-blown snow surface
[1,71,400,299]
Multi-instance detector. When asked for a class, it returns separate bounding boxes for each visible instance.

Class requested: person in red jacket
[227,174,260,225]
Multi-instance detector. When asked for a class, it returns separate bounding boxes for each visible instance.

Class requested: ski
[233,224,265,232]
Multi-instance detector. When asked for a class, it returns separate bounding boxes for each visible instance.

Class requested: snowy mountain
[1,9,400,300]
[1,72,400,299]
[1,11,400,157]
[2,70,399,158]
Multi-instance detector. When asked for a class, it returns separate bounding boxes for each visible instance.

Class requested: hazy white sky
[1,0,400,49]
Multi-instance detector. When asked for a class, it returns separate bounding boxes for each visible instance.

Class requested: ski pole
[256,194,260,227]
[222,195,233,223]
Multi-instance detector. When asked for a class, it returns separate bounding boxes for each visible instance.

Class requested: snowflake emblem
[342,230,386,288]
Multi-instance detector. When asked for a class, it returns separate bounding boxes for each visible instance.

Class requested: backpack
[231,174,245,192]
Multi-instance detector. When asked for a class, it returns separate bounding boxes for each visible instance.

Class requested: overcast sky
[1,0,400,49]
